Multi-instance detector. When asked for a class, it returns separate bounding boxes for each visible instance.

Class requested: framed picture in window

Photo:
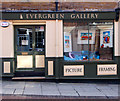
[77,30,95,44]
[100,30,113,48]
[64,32,72,52]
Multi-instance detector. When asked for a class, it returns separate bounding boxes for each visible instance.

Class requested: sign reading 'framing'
[97,64,117,75]
[64,65,84,76]
[1,12,116,20]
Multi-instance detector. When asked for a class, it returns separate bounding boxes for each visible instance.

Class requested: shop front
[0,11,120,79]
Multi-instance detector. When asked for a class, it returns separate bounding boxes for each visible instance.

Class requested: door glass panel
[35,26,45,52]
[17,28,32,51]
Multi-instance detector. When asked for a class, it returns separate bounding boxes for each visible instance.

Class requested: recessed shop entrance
[14,26,45,77]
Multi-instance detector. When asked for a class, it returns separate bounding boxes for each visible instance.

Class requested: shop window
[64,21,113,61]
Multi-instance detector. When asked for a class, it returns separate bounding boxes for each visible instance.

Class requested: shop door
[14,26,45,76]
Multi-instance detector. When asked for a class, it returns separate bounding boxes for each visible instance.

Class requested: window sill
[64,60,116,64]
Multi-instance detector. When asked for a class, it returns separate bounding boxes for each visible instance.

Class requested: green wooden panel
[1,58,14,77]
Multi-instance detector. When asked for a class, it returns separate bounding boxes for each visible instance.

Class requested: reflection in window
[64,21,113,61]
[35,26,45,52]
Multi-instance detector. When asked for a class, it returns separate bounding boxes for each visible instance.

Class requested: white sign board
[97,64,117,75]
[64,65,84,76]
[0,22,9,27]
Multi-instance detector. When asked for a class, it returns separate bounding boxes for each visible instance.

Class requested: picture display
[81,33,92,40]
[77,30,95,44]
[64,32,72,52]
[64,21,113,61]
[100,29,113,48]
[103,31,110,44]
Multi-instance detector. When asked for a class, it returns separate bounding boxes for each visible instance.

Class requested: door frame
[14,25,46,72]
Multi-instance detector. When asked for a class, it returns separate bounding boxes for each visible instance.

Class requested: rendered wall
[118,20,120,56]
[0,21,14,58]
[56,20,63,57]
[46,20,63,57]
[114,21,120,56]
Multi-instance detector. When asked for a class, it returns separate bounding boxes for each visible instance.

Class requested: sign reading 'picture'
[64,65,84,76]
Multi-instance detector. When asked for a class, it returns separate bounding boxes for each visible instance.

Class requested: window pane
[89,22,113,61]
[64,21,89,61]
[17,28,32,51]
[35,26,45,52]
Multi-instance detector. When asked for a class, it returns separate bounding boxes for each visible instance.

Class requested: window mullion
[88,23,90,61]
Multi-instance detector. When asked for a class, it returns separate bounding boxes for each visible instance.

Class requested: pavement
[0,80,120,100]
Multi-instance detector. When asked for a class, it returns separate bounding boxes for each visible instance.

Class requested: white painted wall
[58,20,63,57]
[114,21,120,56]
[46,20,56,57]
[0,21,14,58]
[46,20,63,57]
[118,20,120,56]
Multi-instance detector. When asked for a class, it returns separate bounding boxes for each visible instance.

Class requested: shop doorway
[14,26,45,77]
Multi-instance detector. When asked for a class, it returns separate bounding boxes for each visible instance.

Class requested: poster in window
[81,33,92,40]
[78,30,95,44]
[64,32,72,52]
[22,40,28,45]
[40,26,44,31]
[100,30,113,48]
[103,31,110,44]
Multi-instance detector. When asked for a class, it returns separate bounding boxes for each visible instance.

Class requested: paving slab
[58,85,74,91]
[24,89,42,95]
[14,88,24,95]
[100,90,118,96]
[60,90,78,96]
[2,88,15,94]
[78,92,105,96]
[42,91,60,96]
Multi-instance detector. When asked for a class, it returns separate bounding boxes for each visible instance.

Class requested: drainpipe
[115,1,120,22]
[115,8,119,22]
[55,0,59,57]
[55,0,58,11]
[55,0,59,79]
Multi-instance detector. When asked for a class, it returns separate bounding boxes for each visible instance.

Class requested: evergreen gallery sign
[1,12,116,20]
